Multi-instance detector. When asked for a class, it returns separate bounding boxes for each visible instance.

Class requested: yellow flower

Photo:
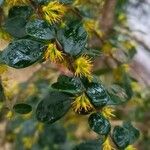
[74,55,93,79]
[125,145,136,150]
[5,0,29,6]
[72,93,94,114]
[42,1,67,24]
[131,82,141,93]
[83,19,95,35]
[22,137,35,149]
[6,111,14,120]
[44,43,64,62]
[103,138,115,150]
[102,107,115,119]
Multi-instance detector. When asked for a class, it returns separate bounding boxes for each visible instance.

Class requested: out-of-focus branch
[100,0,117,37]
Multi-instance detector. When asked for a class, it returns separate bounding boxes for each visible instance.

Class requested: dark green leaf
[52,75,84,94]
[88,113,111,135]
[86,82,110,108]
[112,126,130,149]
[2,39,45,68]
[57,20,87,56]
[13,103,32,114]
[73,140,102,150]
[123,122,140,144]
[36,91,72,124]
[4,16,27,38]
[107,84,128,105]
[26,19,55,41]
[8,6,33,19]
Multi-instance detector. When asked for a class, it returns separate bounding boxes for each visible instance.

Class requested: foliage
[0,0,143,149]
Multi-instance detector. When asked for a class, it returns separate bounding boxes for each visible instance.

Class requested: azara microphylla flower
[42,1,67,24]
[125,145,136,150]
[102,107,116,119]
[44,43,64,62]
[103,138,115,150]
[74,55,93,79]
[72,93,94,114]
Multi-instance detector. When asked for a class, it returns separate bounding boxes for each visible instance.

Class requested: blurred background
[0,0,150,150]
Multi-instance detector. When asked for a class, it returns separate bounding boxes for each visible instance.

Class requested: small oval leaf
[36,91,72,124]
[112,126,130,149]
[26,19,55,40]
[86,82,110,108]
[57,20,87,56]
[52,75,84,94]
[2,39,45,68]
[88,113,111,135]
[13,103,32,114]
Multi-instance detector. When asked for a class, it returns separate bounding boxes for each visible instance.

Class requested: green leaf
[4,16,27,38]
[88,113,111,135]
[13,103,32,114]
[123,122,140,145]
[84,48,102,58]
[112,126,130,149]
[36,91,72,124]
[2,39,45,68]
[52,75,84,94]
[107,84,128,105]
[73,140,102,150]
[57,20,87,56]
[8,6,33,19]
[26,19,55,41]
[85,82,110,108]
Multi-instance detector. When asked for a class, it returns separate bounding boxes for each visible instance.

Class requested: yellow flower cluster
[103,138,115,150]
[125,145,136,150]
[42,1,67,24]
[44,43,64,62]
[74,55,93,79]
[102,107,115,119]
[72,93,93,114]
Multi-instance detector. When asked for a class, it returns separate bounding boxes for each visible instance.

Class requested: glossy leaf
[36,91,72,124]
[57,20,87,56]
[86,82,110,108]
[112,126,130,149]
[88,113,111,135]
[4,16,27,38]
[26,19,55,40]
[52,75,84,94]
[2,39,45,68]
[107,84,128,105]
[13,103,32,114]
[123,122,140,145]
[74,140,102,150]
[8,6,33,19]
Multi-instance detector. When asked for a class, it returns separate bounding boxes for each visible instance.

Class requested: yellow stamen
[44,43,64,62]
[103,138,116,150]
[72,93,94,114]
[125,145,136,150]
[102,107,116,119]
[42,1,67,24]
[74,55,93,80]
